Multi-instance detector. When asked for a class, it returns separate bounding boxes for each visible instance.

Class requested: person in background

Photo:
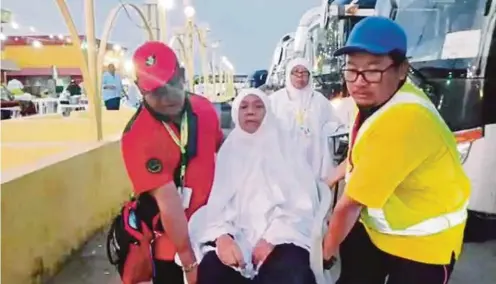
[102,63,123,110]
[121,41,223,284]
[270,57,343,182]
[66,79,82,96]
[322,16,470,284]
[198,88,318,284]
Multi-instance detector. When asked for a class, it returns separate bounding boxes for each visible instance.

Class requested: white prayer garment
[200,88,320,278]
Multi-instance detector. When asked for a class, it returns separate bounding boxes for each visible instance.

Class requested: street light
[32,40,43,48]
[158,0,175,10]
[221,56,234,71]
[184,5,196,18]
[123,59,134,74]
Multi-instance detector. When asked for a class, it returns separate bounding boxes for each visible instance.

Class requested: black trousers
[198,243,316,284]
[337,223,457,284]
[153,259,184,284]
[104,97,121,110]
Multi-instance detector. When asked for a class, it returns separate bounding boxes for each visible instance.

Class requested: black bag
[106,198,161,284]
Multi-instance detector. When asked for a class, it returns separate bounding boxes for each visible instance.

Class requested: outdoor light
[159,0,175,10]
[184,5,196,18]
[113,44,122,51]
[49,34,54,39]
[32,40,43,48]
[11,21,19,29]
[124,59,134,73]
[211,40,220,49]
[57,34,64,40]
[221,56,234,71]
[0,33,6,41]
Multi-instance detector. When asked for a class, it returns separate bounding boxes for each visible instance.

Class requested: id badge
[179,187,193,209]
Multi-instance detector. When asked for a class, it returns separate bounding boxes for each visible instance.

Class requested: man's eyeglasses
[291,70,310,78]
[341,64,395,83]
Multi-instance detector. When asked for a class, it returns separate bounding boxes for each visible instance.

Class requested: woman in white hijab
[270,57,342,182]
[197,88,319,284]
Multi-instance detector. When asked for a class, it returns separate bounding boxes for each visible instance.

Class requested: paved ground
[48,228,496,284]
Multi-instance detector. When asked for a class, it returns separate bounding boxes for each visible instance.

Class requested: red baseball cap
[133,41,179,92]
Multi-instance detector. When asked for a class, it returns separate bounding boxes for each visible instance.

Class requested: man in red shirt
[121,41,223,284]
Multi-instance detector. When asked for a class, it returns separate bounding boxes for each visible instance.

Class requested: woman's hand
[184,265,198,284]
[216,234,246,268]
[252,239,274,266]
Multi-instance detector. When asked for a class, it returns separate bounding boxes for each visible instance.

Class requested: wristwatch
[183,261,198,273]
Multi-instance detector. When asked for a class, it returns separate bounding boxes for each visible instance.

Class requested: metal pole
[185,19,195,91]
[196,27,210,98]
[211,49,218,97]
[54,0,101,141]
[97,3,154,95]
[158,5,167,42]
[84,0,103,141]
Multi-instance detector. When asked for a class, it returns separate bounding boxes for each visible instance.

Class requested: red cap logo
[133,41,178,92]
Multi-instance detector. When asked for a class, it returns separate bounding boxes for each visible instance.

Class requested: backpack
[106,198,161,284]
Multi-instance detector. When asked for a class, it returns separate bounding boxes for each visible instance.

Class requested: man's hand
[216,234,246,268]
[322,233,338,261]
[252,239,274,266]
[326,160,347,188]
[151,182,196,269]
[321,194,362,261]
[185,265,197,284]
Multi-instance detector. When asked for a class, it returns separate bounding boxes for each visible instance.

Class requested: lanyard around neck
[286,89,314,126]
[162,113,189,185]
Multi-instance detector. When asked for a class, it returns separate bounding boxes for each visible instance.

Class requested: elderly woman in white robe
[270,57,343,185]
[197,88,320,284]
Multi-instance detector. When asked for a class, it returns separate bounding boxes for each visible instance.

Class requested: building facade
[2,35,126,95]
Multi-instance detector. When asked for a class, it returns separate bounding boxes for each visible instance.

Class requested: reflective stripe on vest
[366,201,469,236]
[346,90,468,236]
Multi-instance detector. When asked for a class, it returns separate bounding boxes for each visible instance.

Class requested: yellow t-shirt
[345,102,471,265]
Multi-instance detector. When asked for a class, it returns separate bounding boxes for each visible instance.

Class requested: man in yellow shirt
[322,16,471,284]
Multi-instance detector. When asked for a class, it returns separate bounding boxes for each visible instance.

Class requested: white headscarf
[284,57,314,105]
[201,88,319,253]
[270,58,340,180]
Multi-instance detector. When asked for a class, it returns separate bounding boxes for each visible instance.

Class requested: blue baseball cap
[334,16,407,57]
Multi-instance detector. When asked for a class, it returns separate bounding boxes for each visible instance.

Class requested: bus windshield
[313,15,366,97]
[395,0,487,68]
[393,0,490,131]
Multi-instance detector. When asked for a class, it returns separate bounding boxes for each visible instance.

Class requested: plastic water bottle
[129,211,138,229]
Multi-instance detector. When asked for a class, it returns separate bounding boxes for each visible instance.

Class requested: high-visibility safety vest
[345,86,469,237]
